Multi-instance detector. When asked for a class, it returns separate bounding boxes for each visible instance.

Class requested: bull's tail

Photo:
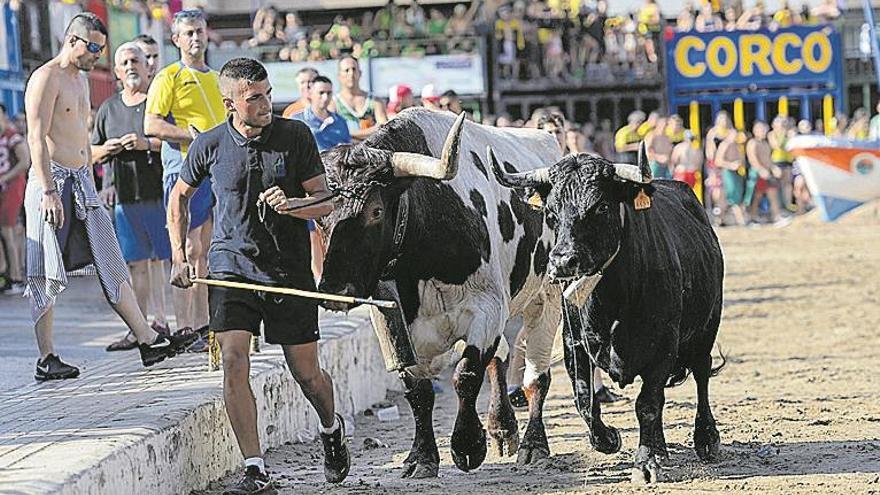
[665,344,726,388]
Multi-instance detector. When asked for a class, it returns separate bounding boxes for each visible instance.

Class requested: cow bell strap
[380,191,410,280]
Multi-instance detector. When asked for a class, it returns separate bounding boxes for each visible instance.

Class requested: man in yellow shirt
[615,110,645,162]
[144,9,225,340]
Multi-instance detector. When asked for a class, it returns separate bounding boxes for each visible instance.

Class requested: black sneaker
[139,332,199,367]
[35,354,80,381]
[595,385,626,404]
[320,413,351,483]
[508,386,529,409]
[223,465,273,495]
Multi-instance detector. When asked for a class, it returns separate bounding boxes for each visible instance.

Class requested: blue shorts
[114,200,172,262]
[163,173,213,230]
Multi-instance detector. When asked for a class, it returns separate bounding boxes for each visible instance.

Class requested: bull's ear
[609,180,655,210]
[526,189,546,209]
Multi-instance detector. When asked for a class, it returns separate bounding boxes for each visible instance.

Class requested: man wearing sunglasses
[145,9,226,344]
[22,13,198,381]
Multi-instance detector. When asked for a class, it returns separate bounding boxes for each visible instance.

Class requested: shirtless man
[645,116,673,178]
[746,121,783,222]
[670,129,703,189]
[714,129,748,226]
[23,13,196,380]
[329,55,387,141]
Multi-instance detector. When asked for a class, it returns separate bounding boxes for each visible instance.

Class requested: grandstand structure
[3,1,880,131]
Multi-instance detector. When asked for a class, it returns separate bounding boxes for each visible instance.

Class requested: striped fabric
[24,163,130,322]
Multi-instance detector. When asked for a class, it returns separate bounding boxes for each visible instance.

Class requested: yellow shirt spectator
[615,125,642,153]
[146,61,225,156]
[637,121,654,138]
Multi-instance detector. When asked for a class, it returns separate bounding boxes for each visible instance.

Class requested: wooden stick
[191,278,397,309]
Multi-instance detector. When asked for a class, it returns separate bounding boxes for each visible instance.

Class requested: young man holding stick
[167,58,349,493]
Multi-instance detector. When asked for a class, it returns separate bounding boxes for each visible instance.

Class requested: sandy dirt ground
[203,206,880,495]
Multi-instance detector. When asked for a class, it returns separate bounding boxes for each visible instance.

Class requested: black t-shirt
[180,116,325,286]
[90,93,163,203]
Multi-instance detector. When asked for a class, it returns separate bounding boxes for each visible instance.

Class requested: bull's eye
[372,207,384,220]
[596,203,609,215]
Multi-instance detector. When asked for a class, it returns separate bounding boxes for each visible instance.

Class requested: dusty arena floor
[205,204,880,495]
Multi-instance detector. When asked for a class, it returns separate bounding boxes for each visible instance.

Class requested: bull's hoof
[694,422,721,462]
[516,444,550,465]
[631,446,663,484]
[591,425,622,455]
[451,427,487,472]
[401,460,439,479]
[488,425,520,457]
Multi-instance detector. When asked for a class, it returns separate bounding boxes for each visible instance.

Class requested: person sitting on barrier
[746,121,784,224]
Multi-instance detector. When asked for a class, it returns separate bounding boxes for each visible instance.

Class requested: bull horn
[391,111,466,180]
[613,163,650,183]
[487,146,550,188]
[637,140,652,181]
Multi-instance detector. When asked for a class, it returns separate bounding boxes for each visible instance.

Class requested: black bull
[491,149,725,483]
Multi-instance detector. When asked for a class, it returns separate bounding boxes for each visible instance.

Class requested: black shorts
[208,278,320,346]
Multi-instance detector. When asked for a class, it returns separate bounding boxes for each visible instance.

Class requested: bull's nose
[549,252,578,280]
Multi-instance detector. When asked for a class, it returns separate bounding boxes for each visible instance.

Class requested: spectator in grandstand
[676,1,696,32]
[746,121,784,223]
[637,0,661,63]
[427,8,448,36]
[282,67,318,118]
[406,0,427,36]
[495,5,525,80]
[768,115,794,210]
[248,5,285,48]
[330,55,388,140]
[582,0,608,63]
[615,110,645,162]
[0,102,28,295]
[284,12,307,44]
[715,129,748,226]
[145,8,225,345]
[446,2,478,36]
[438,89,463,114]
[671,129,702,189]
[771,0,801,29]
[92,43,171,347]
[386,84,415,117]
[811,0,841,22]
[695,0,723,32]
[645,116,673,178]
[737,2,767,30]
[420,84,441,111]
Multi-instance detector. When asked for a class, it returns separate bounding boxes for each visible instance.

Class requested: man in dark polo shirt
[166,58,349,494]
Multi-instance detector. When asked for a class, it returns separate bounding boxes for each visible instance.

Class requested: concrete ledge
[0,308,400,495]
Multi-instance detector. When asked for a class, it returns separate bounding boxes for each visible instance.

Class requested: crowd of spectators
[676,0,841,33]
[248,2,483,62]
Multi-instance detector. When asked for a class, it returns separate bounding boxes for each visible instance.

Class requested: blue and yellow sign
[666,26,843,93]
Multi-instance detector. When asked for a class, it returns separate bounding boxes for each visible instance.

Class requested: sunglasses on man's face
[174,9,205,21]
[72,35,104,54]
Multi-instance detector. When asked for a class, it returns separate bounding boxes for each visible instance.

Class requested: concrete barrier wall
[55,309,400,495]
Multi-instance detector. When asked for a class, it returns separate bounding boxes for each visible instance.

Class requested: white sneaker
[6,282,25,295]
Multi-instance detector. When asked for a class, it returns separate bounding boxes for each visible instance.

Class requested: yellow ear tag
[634,188,652,210]
[528,191,545,209]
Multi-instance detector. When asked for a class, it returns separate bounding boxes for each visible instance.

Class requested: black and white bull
[317,108,564,477]
[490,149,725,483]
